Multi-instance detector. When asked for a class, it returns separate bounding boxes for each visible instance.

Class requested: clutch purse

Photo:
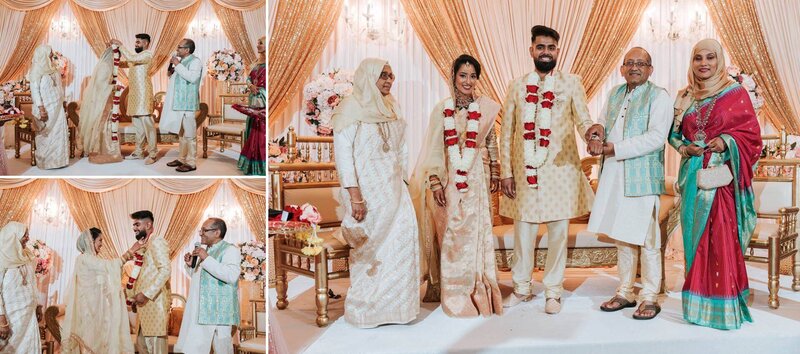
[697,165,733,190]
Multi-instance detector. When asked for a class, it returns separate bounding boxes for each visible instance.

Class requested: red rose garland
[110,45,122,144]
[125,252,145,306]
[521,73,556,188]
[442,98,481,192]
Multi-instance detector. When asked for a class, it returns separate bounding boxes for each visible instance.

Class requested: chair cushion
[283,187,343,225]
[207,123,244,135]
[240,337,266,353]
[752,222,779,241]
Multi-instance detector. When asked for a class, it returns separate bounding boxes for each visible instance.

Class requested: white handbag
[697,165,733,190]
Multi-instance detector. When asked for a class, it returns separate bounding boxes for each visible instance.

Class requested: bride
[61,228,141,353]
[79,48,123,164]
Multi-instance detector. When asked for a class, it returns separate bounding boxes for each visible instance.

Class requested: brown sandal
[632,302,661,320]
[600,296,637,312]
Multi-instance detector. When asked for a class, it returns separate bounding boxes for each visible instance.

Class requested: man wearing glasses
[161,38,204,172]
[586,47,673,320]
[175,218,241,354]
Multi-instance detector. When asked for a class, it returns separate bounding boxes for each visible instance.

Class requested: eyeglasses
[201,228,218,233]
[623,61,651,68]
[177,46,190,50]
[379,72,395,80]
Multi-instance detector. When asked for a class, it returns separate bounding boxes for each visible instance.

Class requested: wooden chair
[270,128,350,327]
[13,92,78,166]
[238,299,266,354]
[202,93,248,158]
[748,134,800,309]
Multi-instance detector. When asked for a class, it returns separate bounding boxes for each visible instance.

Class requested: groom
[111,34,158,164]
[129,210,171,354]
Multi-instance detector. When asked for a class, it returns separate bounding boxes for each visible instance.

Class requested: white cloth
[30,72,69,170]
[587,86,672,246]
[174,242,241,354]
[0,263,41,354]
[510,219,569,299]
[160,57,203,135]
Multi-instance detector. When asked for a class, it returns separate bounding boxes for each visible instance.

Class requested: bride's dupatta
[79,49,123,164]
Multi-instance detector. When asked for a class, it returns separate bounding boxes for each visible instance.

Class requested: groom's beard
[534,55,557,73]
[135,47,144,53]
[135,230,147,241]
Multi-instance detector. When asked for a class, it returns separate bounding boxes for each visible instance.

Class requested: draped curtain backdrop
[705,0,800,133]
[0,0,63,82]
[268,0,344,128]
[0,179,45,227]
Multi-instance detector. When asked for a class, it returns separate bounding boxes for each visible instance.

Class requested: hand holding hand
[587,140,604,156]
[501,177,516,199]
[585,124,605,142]
[602,142,615,157]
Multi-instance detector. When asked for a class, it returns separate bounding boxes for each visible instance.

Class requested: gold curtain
[231,181,266,243]
[164,181,220,258]
[58,180,118,258]
[705,0,800,133]
[399,0,501,113]
[69,0,128,82]
[268,0,343,128]
[210,0,256,67]
[0,179,46,230]
[0,0,63,82]
[148,1,201,77]
[571,0,651,100]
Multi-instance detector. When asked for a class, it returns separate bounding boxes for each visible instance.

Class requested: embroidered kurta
[30,72,69,169]
[175,242,240,354]
[134,235,171,337]
[334,120,420,328]
[588,84,672,245]
[160,55,203,135]
[499,71,595,223]
[118,47,154,117]
[0,262,41,354]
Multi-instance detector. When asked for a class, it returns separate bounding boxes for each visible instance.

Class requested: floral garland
[110,45,122,144]
[521,73,556,189]
[442,98,481,192]
[125,252,145,306]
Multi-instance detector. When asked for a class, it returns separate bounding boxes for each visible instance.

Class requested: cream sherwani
[587,84,672,302]
[134,234,171,354]
[118,46,157,158]
[499,71,595,298]
[174,242,240,354]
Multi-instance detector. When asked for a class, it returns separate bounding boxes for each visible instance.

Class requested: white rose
[741,75,757,91]
[726,66,740,77]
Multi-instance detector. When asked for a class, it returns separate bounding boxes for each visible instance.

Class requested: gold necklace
[692,94,719,142]
[377,122,391,152]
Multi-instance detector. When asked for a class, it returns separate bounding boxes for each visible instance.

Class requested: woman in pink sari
[669,39,761,330]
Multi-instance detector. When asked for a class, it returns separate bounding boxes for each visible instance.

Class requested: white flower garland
[442,98,481,193]
[521,73,556,189]
[110,45,121,145]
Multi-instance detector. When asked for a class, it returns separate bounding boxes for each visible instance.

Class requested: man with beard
[499,25,603,314]
[127,210,170,354]
[110,34,158,165]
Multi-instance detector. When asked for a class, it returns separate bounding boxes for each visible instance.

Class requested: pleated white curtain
[0,0,53,10]
[62,178,133,192]
[148,178,219,194]
[754,0,800,133]
[463,0,592,100]
[269,0,451,172]
[0,7,25,77]
[242,4,265,53]
[230,177,265,194]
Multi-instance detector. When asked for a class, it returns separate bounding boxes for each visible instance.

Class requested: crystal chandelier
[33,197,69,227]
[189,17,221,38]
[50,16,80,40]
[647,0,707,42]
[343,1,406,42]
[204,186,244,226]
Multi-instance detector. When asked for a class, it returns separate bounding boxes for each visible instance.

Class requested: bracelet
[350,199,366,204]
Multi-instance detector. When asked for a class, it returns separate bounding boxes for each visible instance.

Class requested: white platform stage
[270,258,800,354]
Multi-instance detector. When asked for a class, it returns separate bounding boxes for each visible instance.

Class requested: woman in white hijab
[330,58,420,328]
[79,48,123,164]
[0,221,40,353]
[61,228,141,354]
[28,44,69,169]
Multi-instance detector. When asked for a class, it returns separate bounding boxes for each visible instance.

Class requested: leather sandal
[632,302,661,320]
[166,159,183,167]
[176,165,196,172]
[600,296,637,312]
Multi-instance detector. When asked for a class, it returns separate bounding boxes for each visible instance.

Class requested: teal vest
[173,54,201,111]
[198,241,240,326]
[604,81,666,197]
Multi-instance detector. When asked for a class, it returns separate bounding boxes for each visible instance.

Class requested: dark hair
[451,54,481,81]
[89,227,102,240]
[209,218,227,239]
[130,210,154,222]
[531,25,560,43]
[135,33,151,43]
[183,38,196,54]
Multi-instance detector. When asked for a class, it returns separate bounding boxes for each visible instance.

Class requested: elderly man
[175,218,241,354]
[587,47,672,320]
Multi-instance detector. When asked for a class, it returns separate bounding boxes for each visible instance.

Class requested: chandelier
[647,0,707,42]
[189,17,221,38]
[50,16,80,40]
[204,185,244,226]
[33,197,70,227]
[343,1,406,42]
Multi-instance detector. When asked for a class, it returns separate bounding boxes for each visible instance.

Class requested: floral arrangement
[31,240,52,277]
[124,251,145,306]
[239,241,266,282]
[206,49,245,82]
[110,45,123,143]
[727,66,764,112]
[303,70,354,136]
[52,51,70,80]
[279,203,324,256]
[0,79,29,105]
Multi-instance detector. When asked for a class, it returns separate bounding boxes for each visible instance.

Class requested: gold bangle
[351,199,366,204]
